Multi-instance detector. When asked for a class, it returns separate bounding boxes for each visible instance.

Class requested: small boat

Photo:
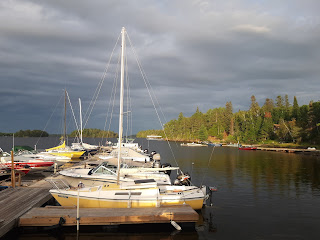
[208,143,222,147]
[181,142,207,147]
[146,135,163,141]
[238,145,257,150]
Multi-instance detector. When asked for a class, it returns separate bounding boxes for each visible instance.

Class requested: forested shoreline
[0,130,49,137]
[0,128,118,138]
[137,95,320,146]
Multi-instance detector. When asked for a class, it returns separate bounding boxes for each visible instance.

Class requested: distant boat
[181,142,207,147]
[238,145,257,150]
[208,143,222,147]
[146,135,163,141]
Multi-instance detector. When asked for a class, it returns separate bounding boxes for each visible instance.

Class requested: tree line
[1,128,118,138]
[137,95,320,145]
[69,128,118,138]
[0,129,49,137]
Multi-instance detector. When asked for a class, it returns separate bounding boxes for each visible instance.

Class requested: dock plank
[19,205,199,226]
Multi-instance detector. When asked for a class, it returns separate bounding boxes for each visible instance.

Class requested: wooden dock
[19,205,199,227]
[257,147,320,155]
[0,187,52,238]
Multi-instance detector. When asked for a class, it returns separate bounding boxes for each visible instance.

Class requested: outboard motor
[150,151,157,156]
[161,163,172,176]
[152,153,161,161]
[153,160,161,168]
[174,172,191,186]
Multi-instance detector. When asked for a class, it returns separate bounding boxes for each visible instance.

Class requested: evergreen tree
[224,101,233,134]
[284,94,291,121]
[292,96,299,122]
[276,95,284,108]
[198,125,208,141]
[262,98,274,112]
[250,95,260,117]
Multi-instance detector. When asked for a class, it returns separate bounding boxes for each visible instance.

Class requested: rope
[101,51,121,143]
[126,32,183,174]
[66,91,80,136]
[200,146,215,187]
[35,93,64,147]
[83,32,121,129]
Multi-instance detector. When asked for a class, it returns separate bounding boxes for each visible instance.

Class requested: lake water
[1,137,320,239]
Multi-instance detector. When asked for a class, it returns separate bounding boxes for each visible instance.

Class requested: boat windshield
[90,162,131,175]
[91,162,116,175]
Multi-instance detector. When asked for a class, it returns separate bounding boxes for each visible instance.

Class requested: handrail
[45,178,70,191]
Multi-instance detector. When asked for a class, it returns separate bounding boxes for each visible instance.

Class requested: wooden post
[54,163,57,174]
[18,172,21,186]
[11,150,15,188]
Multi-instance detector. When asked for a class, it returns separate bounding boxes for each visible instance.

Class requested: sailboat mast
[79,98,83,144]
[64,89,67,143]
[117,27,126,185]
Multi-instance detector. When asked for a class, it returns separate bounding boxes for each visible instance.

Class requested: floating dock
[19,205,199,227]
[256,147,320,154]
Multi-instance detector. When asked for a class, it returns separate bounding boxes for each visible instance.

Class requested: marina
[1,138,320,239]
[0,160,202,238]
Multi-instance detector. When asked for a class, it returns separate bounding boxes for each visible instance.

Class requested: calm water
[1,137,320,239]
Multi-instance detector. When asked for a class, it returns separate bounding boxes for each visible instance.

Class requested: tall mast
[64,89,67,143]
[79,98,83,144]
[117,27,126,185]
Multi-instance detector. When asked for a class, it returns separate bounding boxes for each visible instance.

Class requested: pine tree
[224,101,233,134]
[292,96,299,122]
[284,94,291,121]
[250,95,260,117]
[198,125,208,141]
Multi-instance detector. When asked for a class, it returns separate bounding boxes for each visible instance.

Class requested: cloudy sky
[1,0,320,134]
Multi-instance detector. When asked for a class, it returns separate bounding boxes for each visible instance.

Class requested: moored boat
[181,142,207,147]
[238,145,257,150]
[45,141,85,159]
[49,179,206,210]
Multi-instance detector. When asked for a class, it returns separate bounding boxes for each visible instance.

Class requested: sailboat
[44,90,86,160]
[49,27,207,210]
[71,98,99,153]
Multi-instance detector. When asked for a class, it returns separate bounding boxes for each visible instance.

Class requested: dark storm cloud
[1,0,320,133]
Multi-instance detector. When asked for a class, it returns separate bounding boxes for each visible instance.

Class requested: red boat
[239,146,257,150]
[0,164,31,175]
[1,161,54,169]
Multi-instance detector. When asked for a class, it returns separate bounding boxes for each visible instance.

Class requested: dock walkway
[0,187,52,238]
[19,205,199,227]
[257,147,320,154]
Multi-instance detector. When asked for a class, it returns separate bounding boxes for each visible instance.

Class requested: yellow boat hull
[48,151,85,159]
[51,192,204,210]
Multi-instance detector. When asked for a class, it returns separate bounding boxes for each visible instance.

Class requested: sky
[1,0,320,134]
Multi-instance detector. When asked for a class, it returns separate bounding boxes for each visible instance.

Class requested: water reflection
[17,225,199,240]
